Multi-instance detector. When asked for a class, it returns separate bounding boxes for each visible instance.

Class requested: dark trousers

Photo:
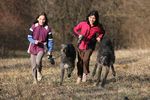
[77,49,93,78]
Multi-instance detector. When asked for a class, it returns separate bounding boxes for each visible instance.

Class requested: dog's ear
[63,48,67,53]
[61,44,65,48]
[61,44,67,53]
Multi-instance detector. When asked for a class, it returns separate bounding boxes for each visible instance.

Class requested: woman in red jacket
[73,10,105,84]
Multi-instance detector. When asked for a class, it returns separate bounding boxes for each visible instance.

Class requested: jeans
[30,51,44,80]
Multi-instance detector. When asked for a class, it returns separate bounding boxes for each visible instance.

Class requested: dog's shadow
[87,75,116,86]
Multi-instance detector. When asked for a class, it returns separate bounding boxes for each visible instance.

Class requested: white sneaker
[82,73,87,82]
[76,77,81,84]
[33,80,38,84]
[37,72,42,81]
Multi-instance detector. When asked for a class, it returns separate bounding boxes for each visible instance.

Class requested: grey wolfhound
[60,44,76,85]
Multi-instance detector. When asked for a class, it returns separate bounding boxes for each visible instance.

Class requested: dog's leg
[111,64,116,77]
[94,63,102,86]
[92,63,98,77]
[101,65,110,87]
[60,63,65,85]
[68,62,75,77]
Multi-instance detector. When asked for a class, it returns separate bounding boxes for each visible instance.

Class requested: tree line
[0,0,150,57]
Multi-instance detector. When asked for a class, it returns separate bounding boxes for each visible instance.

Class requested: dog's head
[61,44,68,57]
[65,64,75,78]
[99,53,115,66]
[61,44,76,59]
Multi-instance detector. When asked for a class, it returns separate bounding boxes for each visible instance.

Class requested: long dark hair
[33,12,48,26]
[86,10,105,34]
[86,10,99,26]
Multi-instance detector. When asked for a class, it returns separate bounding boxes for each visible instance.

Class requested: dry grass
[0,49,150,100]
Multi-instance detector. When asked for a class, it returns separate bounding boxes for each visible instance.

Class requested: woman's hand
[47,51,52,55]
[96,37,101,42]
[35,40,42,44]
[35,40,39,44]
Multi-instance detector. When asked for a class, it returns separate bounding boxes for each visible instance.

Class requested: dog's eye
[63,48,67,53]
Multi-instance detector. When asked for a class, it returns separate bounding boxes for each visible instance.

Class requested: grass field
[0,49,150,100]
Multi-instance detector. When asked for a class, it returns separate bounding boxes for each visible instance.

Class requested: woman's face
[88,15,96,26]
[38,15,46,25]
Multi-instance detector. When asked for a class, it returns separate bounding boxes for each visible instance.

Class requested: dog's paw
[93,82,99,87]
[59,82,63,86]
[101,83,105,88]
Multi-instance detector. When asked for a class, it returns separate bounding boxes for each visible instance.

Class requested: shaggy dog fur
[60,44,76,85]
[92,34,116,87]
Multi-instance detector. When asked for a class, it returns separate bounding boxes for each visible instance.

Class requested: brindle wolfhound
[92,34,116,87]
